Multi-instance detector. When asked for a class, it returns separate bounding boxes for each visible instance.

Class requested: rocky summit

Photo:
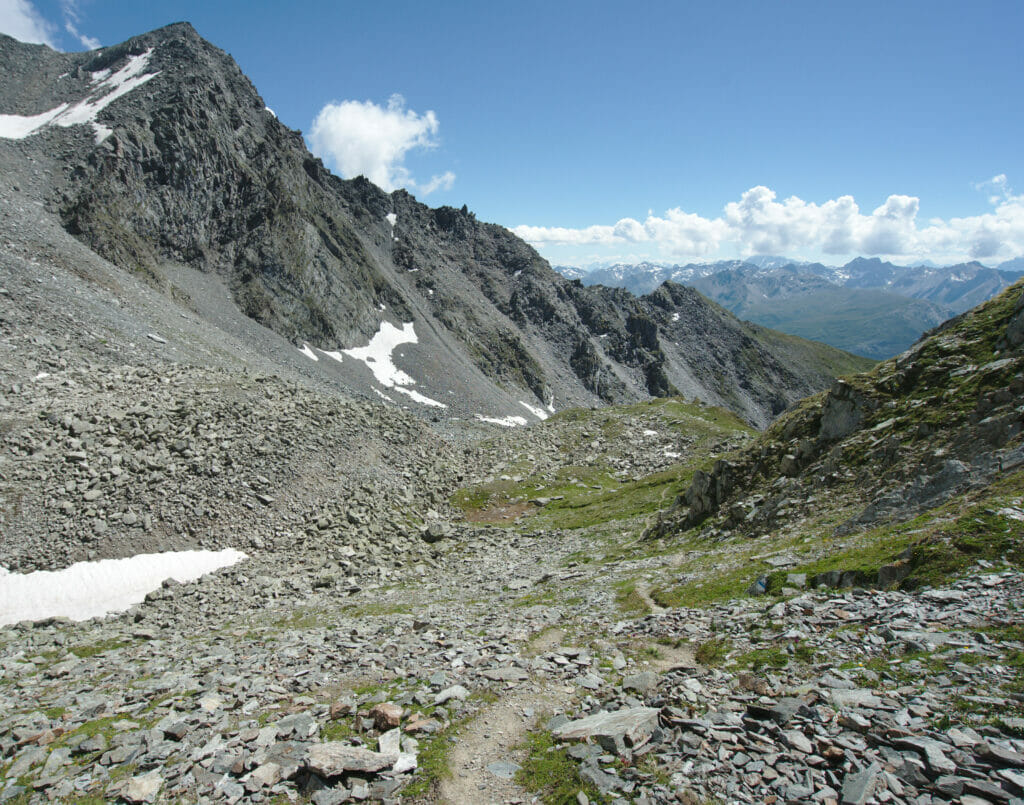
[0,19,1023,805]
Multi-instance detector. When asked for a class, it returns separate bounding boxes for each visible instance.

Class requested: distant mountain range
[555,257,1024,359]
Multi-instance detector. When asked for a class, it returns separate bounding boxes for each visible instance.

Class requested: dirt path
[437,682,568,805]
[633,580,666,614]
[436,628,575,804]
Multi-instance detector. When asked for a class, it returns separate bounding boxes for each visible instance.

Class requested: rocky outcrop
[649,280,1024,537]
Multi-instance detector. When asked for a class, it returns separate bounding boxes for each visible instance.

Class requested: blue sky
[3,0,1023,267]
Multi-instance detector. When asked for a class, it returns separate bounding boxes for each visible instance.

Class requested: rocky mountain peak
[1,23,867,428]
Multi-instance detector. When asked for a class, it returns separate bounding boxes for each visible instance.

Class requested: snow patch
[318,349,344,363]
[664,450,681,459]
[671,312,680,322]
[298,344,319,361]
[0,104,69,139]
[343,321,417,386]
[476,415,528,427]
[372,388,395,403]
[0,549,246,626]
[394,386,447,408]
[265,107,276,118]
[0,49,159,144]
[341,321,447,408]
[519,401,549,420]
[93,124,113,144]
[385,212,397,227]
[642,429,658,437]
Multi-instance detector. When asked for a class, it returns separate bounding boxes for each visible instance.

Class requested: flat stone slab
[486,760,521,780]
[305,743,397,776]
[896,736,957,776]
[121,771,163,803]
[481,667,530,681]
[552,707,660,743]
[830,689,883,710]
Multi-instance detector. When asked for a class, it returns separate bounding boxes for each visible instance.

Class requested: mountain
[552,264,586,280]
[575,256,1023,358]
[0,24,868,429]
[685,266,952,359]
[831,256,1023,313]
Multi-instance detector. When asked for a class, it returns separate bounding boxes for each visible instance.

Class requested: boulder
[552,707,660,746]
[305,743,397,777]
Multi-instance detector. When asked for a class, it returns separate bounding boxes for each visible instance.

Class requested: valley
[0,20,1023,805]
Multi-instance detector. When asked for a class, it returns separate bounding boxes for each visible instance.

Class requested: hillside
[0,24,865,429]
[647,277,1024,582]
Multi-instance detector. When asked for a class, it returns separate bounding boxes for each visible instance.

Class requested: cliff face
[0,23,870,427]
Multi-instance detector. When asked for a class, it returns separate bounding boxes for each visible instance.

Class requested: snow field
[0,549,247,626]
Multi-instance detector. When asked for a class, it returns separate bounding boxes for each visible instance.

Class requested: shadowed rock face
[0,23,869,427]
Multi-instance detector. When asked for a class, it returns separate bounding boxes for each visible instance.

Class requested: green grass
[651,469,1024,611]
[734,642,816,671]
[613,579,650,615]
[401,723,460,798]
[451,396,754,531]
[69,638,130,658]
[321,719,355,742]
[694,636,732,666]
[271,607,325,629]
[514,731,605,804]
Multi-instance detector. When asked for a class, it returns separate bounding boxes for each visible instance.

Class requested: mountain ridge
[0,23,869,428]
[563,256,1023,358]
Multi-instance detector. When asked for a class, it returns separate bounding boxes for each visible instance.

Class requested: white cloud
[514,180,1024,265]
[0,0,57,46]
[64,20,98,49]
[60,0,99,49]
[308,94,455,195]
[417,170,456,195]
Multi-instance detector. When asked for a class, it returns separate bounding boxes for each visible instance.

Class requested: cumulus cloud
[514,180,1024,264]
[0,0,57,46]
[308,94,455,195]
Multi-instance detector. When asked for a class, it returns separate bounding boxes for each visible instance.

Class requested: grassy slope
[451,397,754,533]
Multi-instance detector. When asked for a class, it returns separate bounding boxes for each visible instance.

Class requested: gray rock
[553,707,660,745]
[121,771,163,803]
[481,667,529,682]
[434,685,469,704]
[305,743,397,776]
[896,736,957,776]
[486,760,521,780]
[841,762,880,804]
[621,671,659,694]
